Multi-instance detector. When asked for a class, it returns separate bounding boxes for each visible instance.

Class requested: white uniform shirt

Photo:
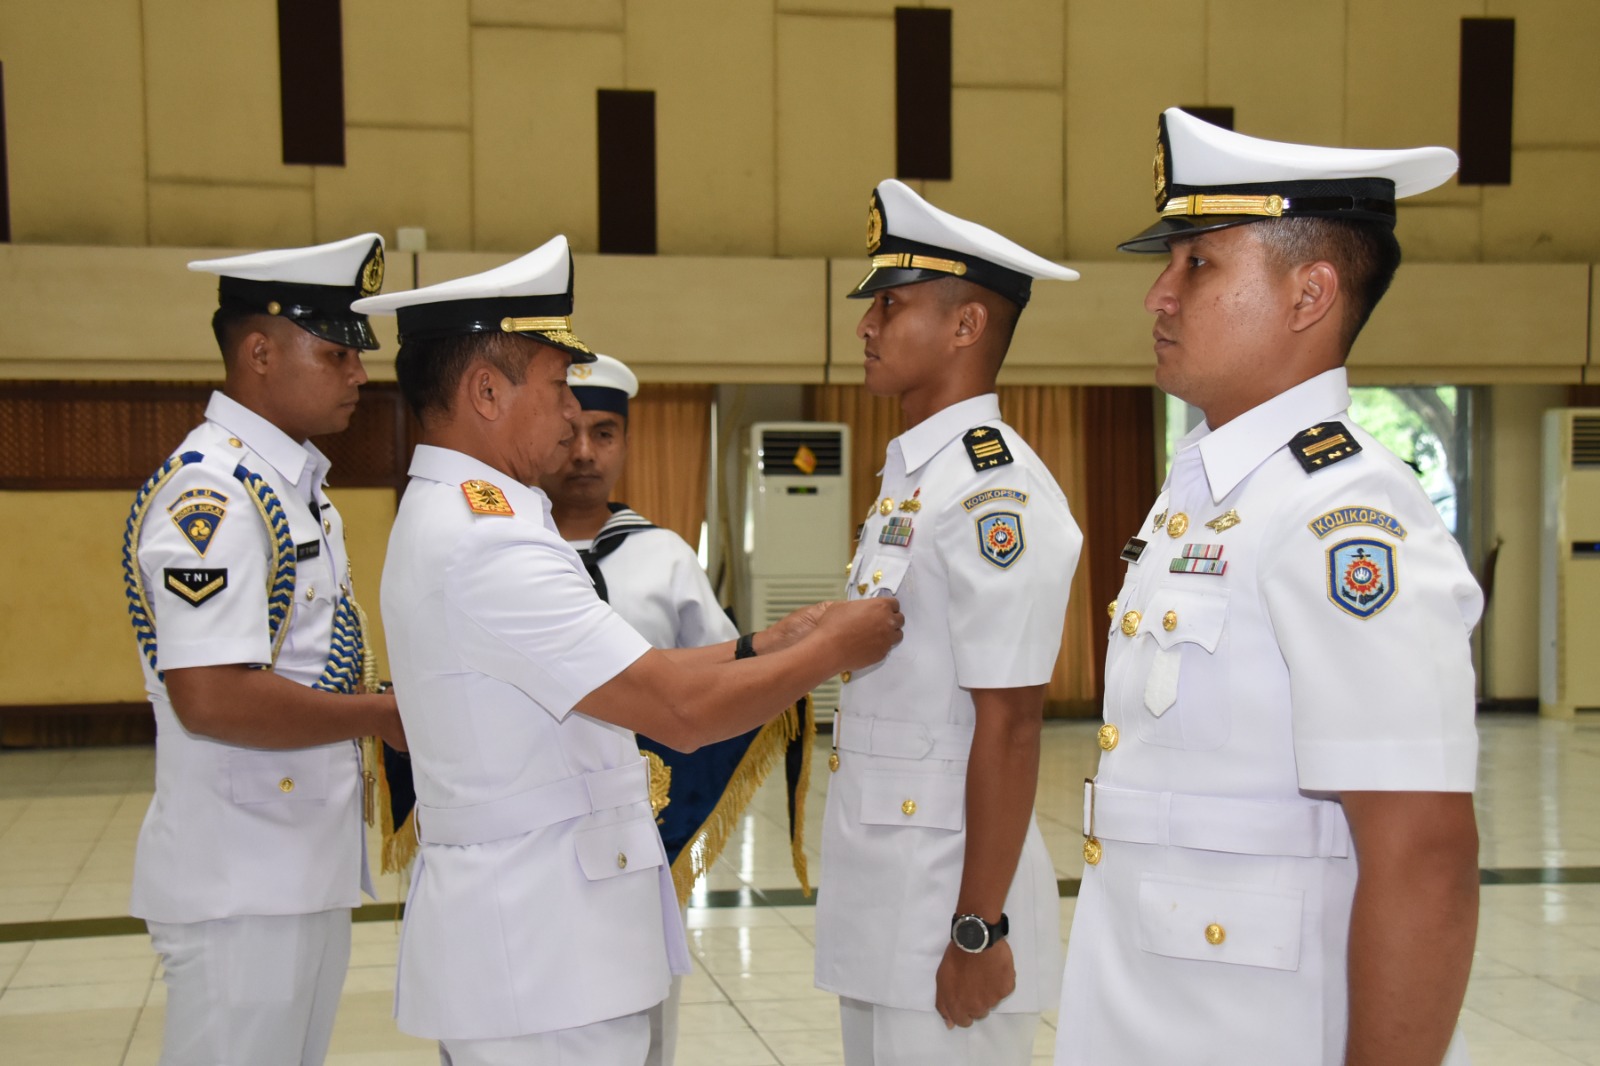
[815,393,1083,1012]
[572,523,736,651]
[129,391,368,924]
[380,445,691,1041]
[1058,368,1480,1066]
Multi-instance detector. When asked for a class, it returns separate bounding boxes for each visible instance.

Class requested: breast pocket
[859,769,964,832]
[1137,872,1303,972]
[1135,586,1231,750]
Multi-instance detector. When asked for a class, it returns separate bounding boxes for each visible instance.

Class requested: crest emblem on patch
[1327,538,1397,618]
[976,511,1025,569]
[461,480,515,516]
[168,487,228,557]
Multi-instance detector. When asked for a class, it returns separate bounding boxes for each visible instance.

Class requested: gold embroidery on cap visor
[1160,193,1287,219]
[498,316,593,355]
[869,253,968,276]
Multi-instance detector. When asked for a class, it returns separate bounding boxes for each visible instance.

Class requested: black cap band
[850,232,1034,308]
[571,386,629,418]
[216,277,378,350]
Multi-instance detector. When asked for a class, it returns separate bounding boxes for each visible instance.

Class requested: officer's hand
[935,939,1016,1029]
[375,692,408,753]
[817,597,903,671]
[763,601,832,652]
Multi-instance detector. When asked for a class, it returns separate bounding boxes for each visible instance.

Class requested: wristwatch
[950,912,1009,953]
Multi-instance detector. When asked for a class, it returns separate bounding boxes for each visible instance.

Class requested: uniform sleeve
[444,524,652,719]
[938,461,1083,689]
[664,535,737,649]
[1259,466,1481,793]
[139,462,274,671]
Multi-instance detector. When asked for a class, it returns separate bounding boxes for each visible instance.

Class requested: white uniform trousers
[440,1010,650,1065]
[148,908,352,1066]
[643,974,680,1066]
[839,997,1037,1066]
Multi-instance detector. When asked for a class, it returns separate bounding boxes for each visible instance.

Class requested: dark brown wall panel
[1459,18,1515,186]
[597,89,658,255]
[278,0,346,166]
[894,7,952,181]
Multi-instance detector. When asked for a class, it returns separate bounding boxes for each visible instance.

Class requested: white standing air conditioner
[741,422,851,716]
[1539,409,1600,717]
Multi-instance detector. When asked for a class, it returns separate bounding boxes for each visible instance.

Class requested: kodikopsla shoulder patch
[1327,538,1396,618]
[168,487,228,557]
[975,511,1025,569]
[963,427,1014,471]
[1290,422,1363,474]
[164,568,228,607]
[461,479,515,516]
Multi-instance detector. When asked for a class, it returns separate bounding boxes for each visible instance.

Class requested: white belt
[834,713,974,761]
[417,758,651,846]
[1083,779,1350,859]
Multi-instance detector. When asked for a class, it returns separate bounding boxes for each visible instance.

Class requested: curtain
[613,383,716,549]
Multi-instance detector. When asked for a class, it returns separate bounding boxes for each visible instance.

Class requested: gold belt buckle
[1082,777,1102,866]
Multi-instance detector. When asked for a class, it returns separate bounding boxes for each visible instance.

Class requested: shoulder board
[461,479,515,516]
[963,426,1014,471]
[1289,421,1363,474]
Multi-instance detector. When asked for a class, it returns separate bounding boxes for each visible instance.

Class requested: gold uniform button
[340,583,349,596]
[845,563,853,574]
[323,518,332,534]
[616,852,628,870]
[279,777,295,793]
[901,799,917,816]
[305,586,316,601]
[1163,610,1178,632]
[1106,599,1118,620]
[1167,512,1189,538]
[1097,724,1119,751]
[857,583,869,595]
[1082,838,1102,865]
[1205,923,1226,945]
[872,569,883,585]
[841,671,852,683]
[828,753,840,773]
[227,437,243,448]
[879,498,894,516]
[266,301,282,315]
[1120,610,1141,637]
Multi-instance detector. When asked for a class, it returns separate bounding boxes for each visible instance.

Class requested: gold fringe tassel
[354,597,419,875]
[668,695,816,907]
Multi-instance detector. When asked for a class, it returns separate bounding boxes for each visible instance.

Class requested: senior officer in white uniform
[1056,109,1481,1066]
[815,180,1083,1066]
[538,352,736,1066]
[124,235,405,1066]
[356,237,903,1066]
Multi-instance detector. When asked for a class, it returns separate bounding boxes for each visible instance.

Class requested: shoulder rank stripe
[462,479,514,516]
[1290,421,1363,473]
[962,487,1027,511]
[963,426,1014,471]
[1308,505,1408,540]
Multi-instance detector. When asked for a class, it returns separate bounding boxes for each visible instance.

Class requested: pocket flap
[859,769,964,831]
[863,554,911,596]
[574,816,665,881]
[230,749,330,804]
[1145,587,1229,652]
[1137,873,1303,971]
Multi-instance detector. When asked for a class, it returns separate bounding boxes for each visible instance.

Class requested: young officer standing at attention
[123,235,405,1066]
[814,180,1083,1066]
[1056,109,1480,1066]
[354,236,903,1066]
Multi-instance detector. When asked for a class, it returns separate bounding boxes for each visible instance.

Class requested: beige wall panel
[1206,0,1346,147]
[0,1,147,244]
[149,182,314,251]
[0,492,149,704]
[143,0,309,187]
[946,0,1062,88]
[328,489,398,680]
[776,15,896,258]
[472,27,623,253]
[776,1,907,14]
[1360,263,1589,370]
[314,128,473,251]
[1063,1,1206,260]
[472,0,623,29]
[926,89,1064,259]
[625,0,776,256]
[1396,205,1483,262]
[345,0,471,127]
[1491,0,1600,146]
[1481,150,1600,262]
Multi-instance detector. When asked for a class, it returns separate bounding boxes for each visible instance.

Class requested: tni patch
[168,488,228,557]
[963,427,1014,471]
[976,511,1025,569]
[879,516,914,547]
[1327,538,1397,618]
[164,568,228,607]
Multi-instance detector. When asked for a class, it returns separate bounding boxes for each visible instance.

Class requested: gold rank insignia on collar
[1290,421,1364,474]
[461,479,515,516]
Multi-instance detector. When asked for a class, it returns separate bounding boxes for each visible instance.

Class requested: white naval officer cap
[851,179,1079,309]
[350,235,596,363]
[188,233,386,350]
[568,353,639,418]
[1121,107,1460,253]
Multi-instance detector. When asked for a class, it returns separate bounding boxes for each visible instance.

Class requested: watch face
[952,916,988,953]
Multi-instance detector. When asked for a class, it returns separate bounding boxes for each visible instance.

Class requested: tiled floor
[2,713,1599,1063]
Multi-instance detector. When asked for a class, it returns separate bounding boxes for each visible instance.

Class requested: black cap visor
[848,265,955,298]
[1117,214,1265,254]
[218,278,380,350]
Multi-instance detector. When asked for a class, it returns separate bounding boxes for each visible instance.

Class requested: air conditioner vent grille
[759,429,844,476]
[1573,415,1600,466]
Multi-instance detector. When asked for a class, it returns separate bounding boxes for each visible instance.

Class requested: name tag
[1120,537,1147,563]
[296,541,321,561]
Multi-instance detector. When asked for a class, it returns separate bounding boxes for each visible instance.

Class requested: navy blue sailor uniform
[1057,368,1479,1065]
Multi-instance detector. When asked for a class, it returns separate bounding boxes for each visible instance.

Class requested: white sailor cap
[567,354,639,418]
[188,233,385,350]
[350,235,595,362]
[851,179,1078,309]
[1121,107,1459,253]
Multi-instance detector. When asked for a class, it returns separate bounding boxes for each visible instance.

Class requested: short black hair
[211,307,262,362]
[1253,216,1402,350]
[932,276,1021,361]
[395,331,537,422]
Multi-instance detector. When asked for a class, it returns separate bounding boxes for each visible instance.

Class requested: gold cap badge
[359,242,384,297]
